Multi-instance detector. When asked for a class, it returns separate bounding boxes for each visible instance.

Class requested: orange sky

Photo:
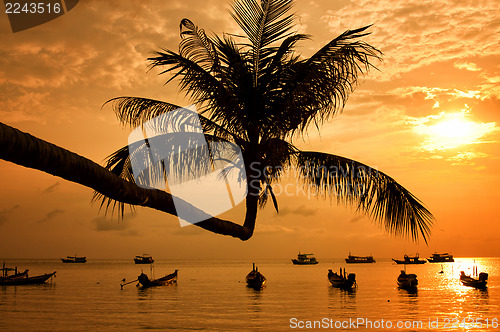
[0,0,499,259]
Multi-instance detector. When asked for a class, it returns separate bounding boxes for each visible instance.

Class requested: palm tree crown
[99,0,433,242]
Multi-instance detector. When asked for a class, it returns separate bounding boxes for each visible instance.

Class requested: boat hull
[460,272,487,289]
[134,258,154,264]
[397,272,418,290]
[291,259,318,265]
[328,271,356,291]
[392,259,426,265]
[61,256,86,263]
[246,274,266,289]
[427,258,454,263]
[427,253,454,263]
[0,272,56,286]
[345,256,375,264]
[138,270,178,288]
[0,269,29,281]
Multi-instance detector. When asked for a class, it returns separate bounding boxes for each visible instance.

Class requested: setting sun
[413,108,497,151]
[431,118,474,139]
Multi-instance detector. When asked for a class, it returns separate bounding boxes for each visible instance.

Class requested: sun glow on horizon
[413,107,497,152]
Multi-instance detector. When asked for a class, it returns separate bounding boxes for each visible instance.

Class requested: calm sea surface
[0,258,499,331]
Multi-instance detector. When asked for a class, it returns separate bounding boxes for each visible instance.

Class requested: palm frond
[92,134,241,217]
[268,33,309,70]
[105,96,240,142]
[230,0,295,84]
[230,0,294,48]
[296,151,433,243]
[104,97,181,128]
[179,19,219,72]
[148,50,247,134]
[268,26,382,138]
[91,145,136,218]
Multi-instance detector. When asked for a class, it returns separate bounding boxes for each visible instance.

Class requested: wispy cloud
[0,205,20,225]
[349,215,367,224]
[42,182,60,194]
[454,62,481,72]
[37,209,64,224]
[323,0,499,80]
[277,205,318,217]
[92,213,138,236]
[256,224,295,234]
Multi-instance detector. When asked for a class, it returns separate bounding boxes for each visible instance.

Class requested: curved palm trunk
[0,122,255,240]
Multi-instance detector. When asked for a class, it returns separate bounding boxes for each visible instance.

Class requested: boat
[460,270,488,289]
[392,254,427,265]
[1,264,29,281]
[245,263,266,289]
[427,253,454,263]
[397,270,418,290]
[0,271,56,286]
[61,256,87,263]
[345,253,375,263]
[137,269,178,288]
[328,268,356,291]
[134,254,154,264]
[291,252,318,265]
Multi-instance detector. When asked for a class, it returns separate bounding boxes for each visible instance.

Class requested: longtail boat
[328,267,356,291]
[245,263,266,289]
[397,270,418,290]
[0,271,56,286]
[460,270,487,289]
[1,264,29,281]
[137,270,178,288]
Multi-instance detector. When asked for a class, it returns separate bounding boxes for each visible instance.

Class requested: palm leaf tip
[296,151,433,242]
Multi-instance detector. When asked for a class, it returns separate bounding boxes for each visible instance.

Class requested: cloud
[448,151,489,166]
[172,225,205,236]
[0,205,20,225]
[256,224,295,235]
[349,215,366,224]
[318,0,499,85]
[92,213,137,233]
[277,205,318,217]
[37,209,64,224]
[454,62,481,72]
[42,182,60,194]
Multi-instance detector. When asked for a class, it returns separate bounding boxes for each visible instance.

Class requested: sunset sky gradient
[0,0,498,259]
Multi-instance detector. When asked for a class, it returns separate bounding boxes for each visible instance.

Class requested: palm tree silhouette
[0,0,432,242]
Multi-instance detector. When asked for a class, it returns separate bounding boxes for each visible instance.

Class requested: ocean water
[0,257,499,331]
